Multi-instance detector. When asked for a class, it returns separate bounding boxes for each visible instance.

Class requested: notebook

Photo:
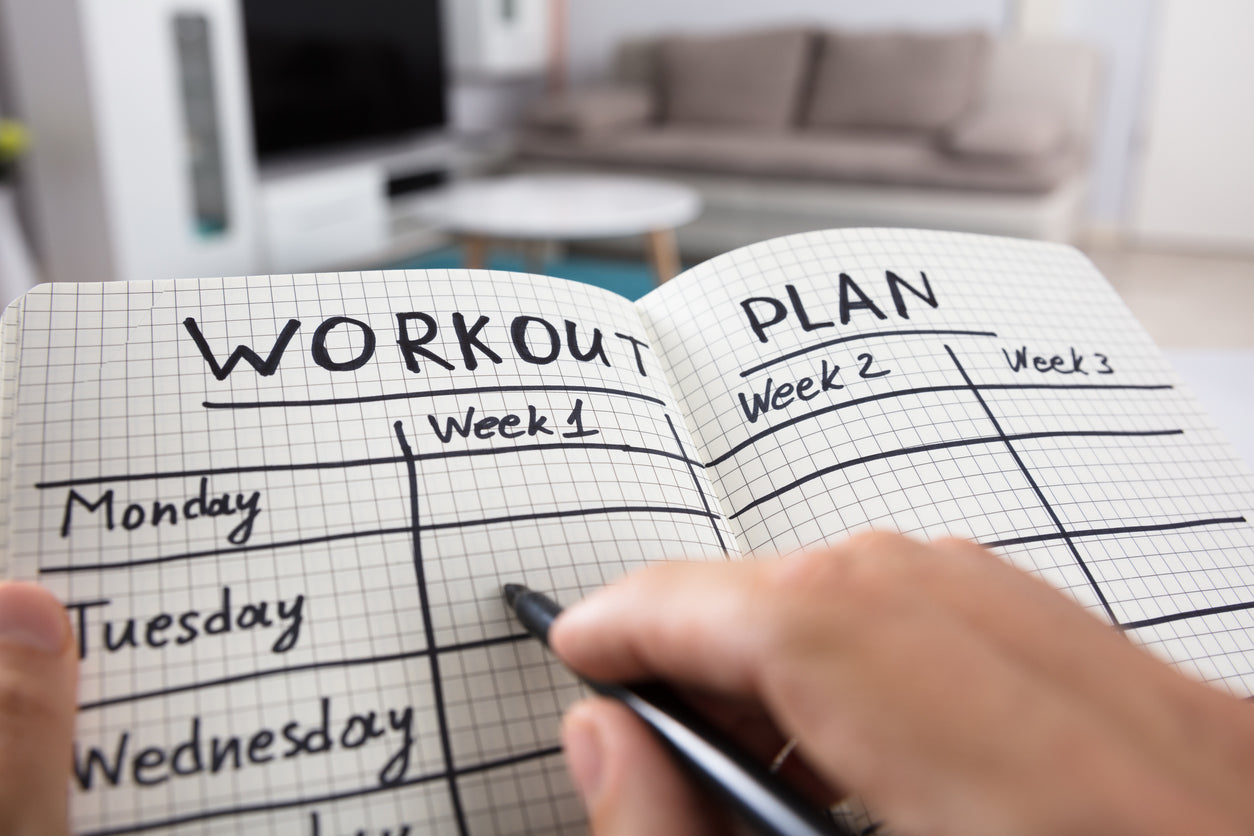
[3,227,1253,835]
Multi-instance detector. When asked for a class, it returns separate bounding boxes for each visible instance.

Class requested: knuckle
[836,531,917,592]
[932,537,1026,589]
[846,529,915,556]
[934,535,997,563]
[836,555,904,608]
[766,550,843,606]
[756,534,930,669]
[756,543,906,683]
[637,559,697,593]
[769,535,910,615]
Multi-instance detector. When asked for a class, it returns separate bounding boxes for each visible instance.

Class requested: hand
[0,581,77,836]
[549,533,1254,836]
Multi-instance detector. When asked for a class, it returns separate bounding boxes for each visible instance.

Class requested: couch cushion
[659,29,812,131]
[940,106,1067,159]
[516,127,1079,193]
[806,30,989,131]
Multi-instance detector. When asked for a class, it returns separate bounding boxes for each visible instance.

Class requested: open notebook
[3,228,1253,835]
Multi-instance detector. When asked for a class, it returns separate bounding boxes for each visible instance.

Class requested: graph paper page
[4,270,734,836]
[637,228,1254,695]
[0,296,23,575]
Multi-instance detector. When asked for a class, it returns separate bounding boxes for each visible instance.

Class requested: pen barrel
[510,588,563,646]
[593,680,851,836]
[502,584,848,835]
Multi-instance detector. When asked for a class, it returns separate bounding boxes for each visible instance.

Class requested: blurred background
[0,0,1249,376]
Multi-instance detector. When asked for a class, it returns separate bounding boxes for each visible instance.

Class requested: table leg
[646,228,681,283]
[524,240,548,275]
[461,235,489,269]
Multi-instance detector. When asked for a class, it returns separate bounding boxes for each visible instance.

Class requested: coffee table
[422,173,701,283]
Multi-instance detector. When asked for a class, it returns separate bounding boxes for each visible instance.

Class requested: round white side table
[422,173,701,283]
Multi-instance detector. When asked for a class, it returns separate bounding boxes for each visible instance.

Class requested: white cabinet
[258,165,387,275]
[1,0,261,284]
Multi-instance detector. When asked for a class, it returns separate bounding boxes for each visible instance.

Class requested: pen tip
[502,583,525,606]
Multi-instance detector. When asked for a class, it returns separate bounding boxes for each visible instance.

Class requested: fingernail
[551,599,609,646]
[0,583,68,653]
[562,709,604,803]
[552,599,596,633]
[548,602,600,657]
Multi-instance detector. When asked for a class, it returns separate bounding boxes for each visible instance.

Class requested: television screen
[242,0,447,160]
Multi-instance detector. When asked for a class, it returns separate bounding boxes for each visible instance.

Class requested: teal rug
[390,246,661,302]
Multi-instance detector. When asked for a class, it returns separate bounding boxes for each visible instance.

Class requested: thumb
[562,697,729,836]
[0,582,77,836]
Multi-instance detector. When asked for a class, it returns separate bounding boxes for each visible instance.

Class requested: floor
[1081,242,1254,348]
[1064,241,1254,466]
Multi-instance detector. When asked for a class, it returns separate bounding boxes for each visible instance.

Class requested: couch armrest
[940,105,1069,160]
[979,39,1100,151]
[524,85,654,138]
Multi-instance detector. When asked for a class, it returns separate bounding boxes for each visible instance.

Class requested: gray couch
[515,28,1100,251]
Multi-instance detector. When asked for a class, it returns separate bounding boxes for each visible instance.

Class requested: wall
[1051,1,1157,226]
[565,0,1010,83]
[1131,0,1254,249]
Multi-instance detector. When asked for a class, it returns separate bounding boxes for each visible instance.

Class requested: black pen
[503,583,852,836]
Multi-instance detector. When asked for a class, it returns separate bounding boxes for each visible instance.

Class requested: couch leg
[647,228,680,283]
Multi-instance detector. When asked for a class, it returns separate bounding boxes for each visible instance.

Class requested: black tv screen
[243,0,447,160]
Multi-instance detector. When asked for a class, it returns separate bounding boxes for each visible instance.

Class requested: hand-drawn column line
[983,515,1248,550]
[727,428,1182,520]
[664,413,728,555]
[35,440,706,490]
[1123,600,1254,630]
[393,419,468,836]
[68,532,1254,711]
[78,744,564,836]
[202,381,666,410]
[944,344,1118,623]
[738,328,1000,377]
[707,380,1176,467]
[77,632,532,712]
[40,503,721,574]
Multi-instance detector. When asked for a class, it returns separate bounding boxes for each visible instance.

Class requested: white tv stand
[256,135,464,274]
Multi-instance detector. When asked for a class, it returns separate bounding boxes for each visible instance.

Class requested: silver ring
[768,737,798,774]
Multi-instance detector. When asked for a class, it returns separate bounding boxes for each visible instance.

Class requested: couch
[514,28,1101,253]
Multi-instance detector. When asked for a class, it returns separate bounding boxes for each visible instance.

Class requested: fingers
[922,537,1206,705]
[562,698,729,836]
[857,536,1254,815]
[665,690,841,806]
[551,558,774,694]
[0,582,77,836]
[551,544,1028,829]
[551,534,1254,835]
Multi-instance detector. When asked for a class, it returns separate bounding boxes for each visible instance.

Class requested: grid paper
[638,227,1254,693]
[6,227,1254,834]
[0,298,23,575]
[3,269,734,835]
